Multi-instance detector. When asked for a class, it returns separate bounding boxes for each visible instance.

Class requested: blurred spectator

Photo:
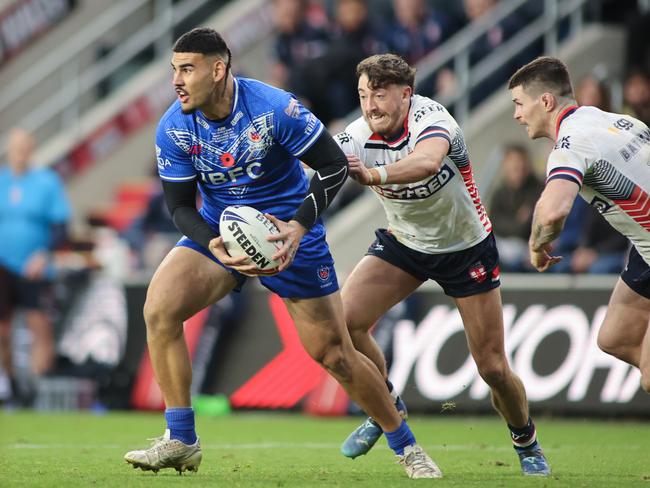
[575,74,611,111]
[268,0,330,104]
[383,0,458,65]
[623,71,650,125]
[624,10,650,75]
[436,0,533,108]
[0,128,71,405]
[303,0,385,124]
[124,184,181,271]
[567,207,629,274]
[488,144,543,272]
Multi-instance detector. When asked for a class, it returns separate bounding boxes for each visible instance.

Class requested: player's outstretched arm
[528,179,580,271]
[361,137,449,186]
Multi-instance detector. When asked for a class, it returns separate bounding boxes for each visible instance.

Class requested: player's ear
[213,57,226,82]
[403,86,412,102]
[541,92,556,112]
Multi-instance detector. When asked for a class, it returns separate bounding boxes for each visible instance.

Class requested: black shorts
[621,246,650,298]
[366,229,501,298]
[0,264,53,320]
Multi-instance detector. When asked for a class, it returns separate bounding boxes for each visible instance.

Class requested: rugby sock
[385,419,416,455]
[165,407,197,445]
[508,417,537,448]
[385,379,399,401]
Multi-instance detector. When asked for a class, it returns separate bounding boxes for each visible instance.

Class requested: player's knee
[348,326,371,348]
[143,295,162,326]
[344,309,371,335]
[314,344,352,382]
[596,332,618,357]
[476,360,509,387]
[143,295,183,338]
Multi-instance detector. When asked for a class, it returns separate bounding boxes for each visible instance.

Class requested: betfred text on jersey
[227,221,272,268]
[200,162,264,185]
[373,164,454,200]
[618,127,650,162]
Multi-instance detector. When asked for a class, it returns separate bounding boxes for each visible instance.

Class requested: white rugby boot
[397,444,443,479]
[124,429,202,474]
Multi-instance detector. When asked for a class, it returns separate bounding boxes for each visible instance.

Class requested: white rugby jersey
[547,105,650,264]
[335,94,491,254]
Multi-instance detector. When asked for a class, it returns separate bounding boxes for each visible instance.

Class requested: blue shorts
[177,222,339,299]
[367,229,501,298]
[621,245,650,298]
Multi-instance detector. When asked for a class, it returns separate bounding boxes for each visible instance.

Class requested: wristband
[376,166,388,185]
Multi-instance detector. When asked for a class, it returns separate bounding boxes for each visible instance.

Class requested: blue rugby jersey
[155,77,324,230]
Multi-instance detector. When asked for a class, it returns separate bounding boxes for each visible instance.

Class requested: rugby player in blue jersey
[123,28,440,478]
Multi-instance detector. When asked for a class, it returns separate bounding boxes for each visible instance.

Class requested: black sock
[385,379,398,401]
[508,417,537,448]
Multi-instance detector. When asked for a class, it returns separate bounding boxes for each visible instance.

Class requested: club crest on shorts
[469,262,487,283]
[317,265,330,282]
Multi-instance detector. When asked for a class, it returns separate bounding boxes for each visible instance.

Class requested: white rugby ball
[219,205,283,270]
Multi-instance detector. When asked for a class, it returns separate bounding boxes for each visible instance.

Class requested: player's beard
[366,111,397,136]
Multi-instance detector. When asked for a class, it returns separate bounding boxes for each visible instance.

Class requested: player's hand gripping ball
[219,205,284,271]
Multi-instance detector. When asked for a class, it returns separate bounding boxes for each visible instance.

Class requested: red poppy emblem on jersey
[469,262,487,283]
[317,265,330,282]
[220,152,235,167]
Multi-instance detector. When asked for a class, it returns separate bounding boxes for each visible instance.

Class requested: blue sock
[165,407,197,445]
[385,419,416,455]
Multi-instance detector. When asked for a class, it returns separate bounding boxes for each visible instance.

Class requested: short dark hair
[508,56,574,98]
[356,54,416,91]
[173,27,231,70]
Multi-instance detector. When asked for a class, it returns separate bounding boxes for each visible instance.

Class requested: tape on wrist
[376,166,388,185]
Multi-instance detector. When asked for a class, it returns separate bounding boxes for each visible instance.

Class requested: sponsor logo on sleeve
[304,113,318,135]
[156,145,171,170]
[590,196,612,214]
[285,98,301,119]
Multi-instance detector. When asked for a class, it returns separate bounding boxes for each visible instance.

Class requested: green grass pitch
[0,411,648,487]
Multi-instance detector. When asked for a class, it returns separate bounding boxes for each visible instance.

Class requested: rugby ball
[219,205,283,271]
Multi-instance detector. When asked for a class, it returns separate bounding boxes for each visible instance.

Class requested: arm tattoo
[530,217,564,251]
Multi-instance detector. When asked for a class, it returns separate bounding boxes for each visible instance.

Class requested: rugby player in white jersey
[335,53,550,476]
[509,56,650,394]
